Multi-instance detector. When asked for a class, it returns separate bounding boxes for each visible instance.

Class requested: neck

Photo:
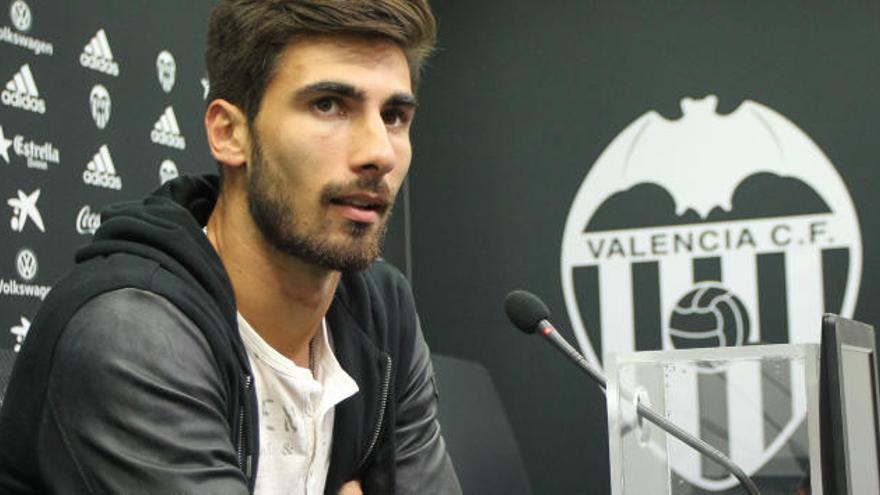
[207,183,339,367]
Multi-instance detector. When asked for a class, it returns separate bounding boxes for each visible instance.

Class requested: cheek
[389,157,411,198]
[264,132,323,183]
[397,141,412,173]
[393,136,412,170]
[282,129,348,179]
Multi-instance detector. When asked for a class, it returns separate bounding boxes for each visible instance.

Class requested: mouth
[329,193,389,223]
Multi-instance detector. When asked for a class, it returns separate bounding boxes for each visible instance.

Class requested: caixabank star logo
[560,95,861,491]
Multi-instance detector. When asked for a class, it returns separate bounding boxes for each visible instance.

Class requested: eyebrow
[387,93,418,109]
[295,80,418,109]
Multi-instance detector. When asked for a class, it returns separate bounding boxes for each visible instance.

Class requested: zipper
[237,374,253,479]
[356,353,392,469]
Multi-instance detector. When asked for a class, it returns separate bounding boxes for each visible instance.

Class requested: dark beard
[246,138,391,272]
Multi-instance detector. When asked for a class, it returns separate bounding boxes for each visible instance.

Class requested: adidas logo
[150,106,186,150]
[82,144,122,190]
[79,29,119,77]
[1,64,45,114]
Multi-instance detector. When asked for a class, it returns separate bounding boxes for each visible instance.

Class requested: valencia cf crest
[560,95,862,491]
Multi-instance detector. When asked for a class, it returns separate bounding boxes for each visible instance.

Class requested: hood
[75,174,236,330]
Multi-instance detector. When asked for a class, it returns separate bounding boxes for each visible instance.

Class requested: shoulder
[54,287,223,394]
[46,288,229,446]
[37,289,244,493]
[62,287,205,348]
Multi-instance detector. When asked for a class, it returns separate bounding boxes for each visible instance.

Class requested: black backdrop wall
[411,1,880,494]
[2,1,880,494]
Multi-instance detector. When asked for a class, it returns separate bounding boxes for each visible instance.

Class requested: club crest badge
[560,95,862,490]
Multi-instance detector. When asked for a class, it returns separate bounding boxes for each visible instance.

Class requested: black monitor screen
[820,314,880,495]
[841,343,880,493]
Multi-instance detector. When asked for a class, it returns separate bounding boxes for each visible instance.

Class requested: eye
[382,107,413,129]
[312,97,342,115]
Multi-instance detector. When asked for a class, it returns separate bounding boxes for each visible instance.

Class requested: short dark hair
[206,0,437,123]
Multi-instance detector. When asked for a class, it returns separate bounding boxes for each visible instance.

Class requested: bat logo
[89,84,111,129]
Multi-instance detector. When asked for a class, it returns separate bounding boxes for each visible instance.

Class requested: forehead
[268,34,413,96]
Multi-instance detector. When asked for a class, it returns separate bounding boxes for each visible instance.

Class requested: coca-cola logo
[76,205,100,235]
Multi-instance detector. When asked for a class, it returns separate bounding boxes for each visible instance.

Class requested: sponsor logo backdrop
[0,0,216,396]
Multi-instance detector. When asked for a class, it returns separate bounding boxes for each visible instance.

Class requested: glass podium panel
[607,344,822,495]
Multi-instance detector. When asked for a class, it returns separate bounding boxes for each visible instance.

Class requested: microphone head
[504,290,550,334]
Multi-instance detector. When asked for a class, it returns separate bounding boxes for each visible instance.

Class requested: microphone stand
[539,321,761,495]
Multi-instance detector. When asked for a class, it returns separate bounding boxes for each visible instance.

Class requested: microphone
[504,290,608,389]
[504,289,761,495]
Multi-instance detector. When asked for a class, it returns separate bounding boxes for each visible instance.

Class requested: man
[0,1,461,494]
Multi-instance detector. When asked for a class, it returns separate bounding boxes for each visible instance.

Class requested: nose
[350,113,397,176]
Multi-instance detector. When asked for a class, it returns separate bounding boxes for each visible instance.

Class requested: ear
[205,99,250,169]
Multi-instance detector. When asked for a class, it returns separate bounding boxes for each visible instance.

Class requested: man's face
[246,35,415,271]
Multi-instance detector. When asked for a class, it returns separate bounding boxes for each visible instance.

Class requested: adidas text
[82,169,121,190]
[80,52,119,76]
[150,129,186,150]
[1,90,45,114]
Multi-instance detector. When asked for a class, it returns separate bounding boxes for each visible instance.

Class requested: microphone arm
[536,319,761,495]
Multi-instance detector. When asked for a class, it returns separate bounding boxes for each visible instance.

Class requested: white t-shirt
[238,313,359,495]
